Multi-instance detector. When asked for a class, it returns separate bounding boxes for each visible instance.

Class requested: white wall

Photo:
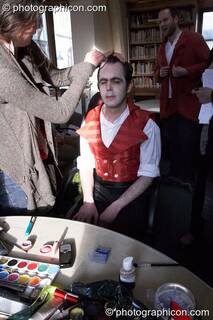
[70,0,95,63]
[70,0,128,109]
[71,0,113,63]
[108,0,128,58]
[93,0,113,52]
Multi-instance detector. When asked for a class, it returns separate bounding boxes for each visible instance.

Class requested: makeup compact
[0,255,60,300]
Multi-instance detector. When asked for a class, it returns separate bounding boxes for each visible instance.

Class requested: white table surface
[136,99,160,113]
[0,216,212,319]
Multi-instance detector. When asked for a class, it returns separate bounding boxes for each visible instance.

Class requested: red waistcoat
[77,101,152,182]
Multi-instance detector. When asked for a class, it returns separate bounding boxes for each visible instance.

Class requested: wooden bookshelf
[133,87,160,97]
[127,0,197,97]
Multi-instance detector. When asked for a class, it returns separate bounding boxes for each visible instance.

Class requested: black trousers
[190,155,206,236]
[161,113,201,182]
[190,119,213,237]
[94,175,151,240]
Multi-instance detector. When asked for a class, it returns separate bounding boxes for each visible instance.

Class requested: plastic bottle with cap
[119,256,136,290]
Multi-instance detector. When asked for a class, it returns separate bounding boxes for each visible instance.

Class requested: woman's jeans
[0,170,27,215]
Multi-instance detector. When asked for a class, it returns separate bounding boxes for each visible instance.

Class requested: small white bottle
[119,256,136,290]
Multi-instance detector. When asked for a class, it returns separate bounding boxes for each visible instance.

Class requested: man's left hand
[99,201,121,226]
[172,66,188,78]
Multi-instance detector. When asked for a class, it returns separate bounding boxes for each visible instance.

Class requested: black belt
[95,173,135,188]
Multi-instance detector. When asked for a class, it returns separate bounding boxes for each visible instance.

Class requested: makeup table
[136,99,160,113]
[1,216,213,319]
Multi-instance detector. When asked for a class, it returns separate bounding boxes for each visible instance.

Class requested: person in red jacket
[155,7,210,182]
[73,55,161,239]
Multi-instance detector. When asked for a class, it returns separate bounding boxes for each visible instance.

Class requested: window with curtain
[33,9,74,69]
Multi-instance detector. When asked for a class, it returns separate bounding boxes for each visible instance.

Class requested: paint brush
[133,262,180,268]
[53,227,69,254]
[25,216,36,237]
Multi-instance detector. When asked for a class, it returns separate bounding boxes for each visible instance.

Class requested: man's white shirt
[77,105,161,178]
[165,31,182,98]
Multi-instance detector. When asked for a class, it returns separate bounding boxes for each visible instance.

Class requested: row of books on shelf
[130,8,194,28]
[130,30,160,43]
[130,45,158,59]
[130,12,158,27]
[133,76,160,88]
[132,62,155,75]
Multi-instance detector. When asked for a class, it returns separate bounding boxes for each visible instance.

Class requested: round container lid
[154,283,196,320]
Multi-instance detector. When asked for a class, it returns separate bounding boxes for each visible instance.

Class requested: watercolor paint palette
[0,255,60,299]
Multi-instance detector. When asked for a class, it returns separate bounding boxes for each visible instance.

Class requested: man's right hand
[160,66,170,78]
[72,202,99,224]
[84,50,105,67]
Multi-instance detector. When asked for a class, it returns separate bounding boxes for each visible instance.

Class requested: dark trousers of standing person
[94,174,151,241]
[161,113,201,183]
[190,119,213,239]
[190,155,207,238]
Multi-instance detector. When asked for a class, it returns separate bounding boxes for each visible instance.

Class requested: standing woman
[0,0,104,215]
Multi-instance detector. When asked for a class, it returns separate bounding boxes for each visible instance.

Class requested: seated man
[73,55,161,239]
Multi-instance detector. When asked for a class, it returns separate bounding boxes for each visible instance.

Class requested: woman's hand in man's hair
[84,49,105,67]
[104,50,126,62]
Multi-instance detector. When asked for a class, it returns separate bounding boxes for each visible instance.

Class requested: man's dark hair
[97,54,133,86]
[159,7,179,19]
